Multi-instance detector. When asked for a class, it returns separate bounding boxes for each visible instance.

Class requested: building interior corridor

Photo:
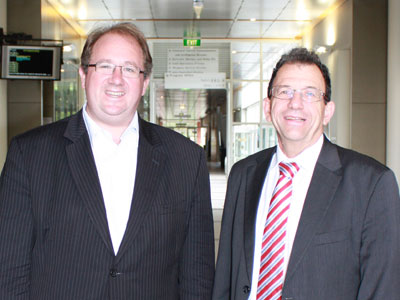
[1,0,400,256]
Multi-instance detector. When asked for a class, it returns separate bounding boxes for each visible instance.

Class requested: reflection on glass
[263,81,269,100]
[232,42,261,80]
[154,79,225,150]
[233,124,258,163]
[261,124,278,149]
[138,88,150,121]
[54,63,79,121]
[233,124,278,163]
[233,82,260,123]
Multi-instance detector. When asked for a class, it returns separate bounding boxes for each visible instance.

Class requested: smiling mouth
[105,90,125,97]
[285,116,306,121]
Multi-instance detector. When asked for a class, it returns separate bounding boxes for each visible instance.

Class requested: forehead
[274,63,325,90]
[91,32,143,65]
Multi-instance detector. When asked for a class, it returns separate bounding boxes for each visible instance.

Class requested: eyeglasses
[271,85,326,103]
[85,62,145,78]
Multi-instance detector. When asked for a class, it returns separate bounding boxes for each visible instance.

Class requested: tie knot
[278,161,299,179]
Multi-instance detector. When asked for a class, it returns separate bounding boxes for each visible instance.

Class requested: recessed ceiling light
[63,45,73,52]
[250,18,256,22]
[315,46,327,54]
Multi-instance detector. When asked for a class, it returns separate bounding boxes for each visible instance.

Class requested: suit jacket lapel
[64,111,114,254]
[244,148,275,280]
[285,138,343,282]
[116,118,165,260]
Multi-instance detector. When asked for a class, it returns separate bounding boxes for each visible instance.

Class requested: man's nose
[110,66,124,83]
[288,90,304,108]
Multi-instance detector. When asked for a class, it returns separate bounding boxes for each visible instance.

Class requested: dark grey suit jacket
[213,137,400,300]
[0,110,215,299]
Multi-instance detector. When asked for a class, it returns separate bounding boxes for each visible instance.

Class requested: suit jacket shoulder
[282,138,400,300]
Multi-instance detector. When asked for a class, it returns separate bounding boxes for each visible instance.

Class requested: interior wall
[352,0,387,163]
[0,0,7,169]
[7,0,43,142]
[6,0,84,143]
[303,0,352,148]
[303,0,387,164]
[387,0,400,181]
[41,0,84,117]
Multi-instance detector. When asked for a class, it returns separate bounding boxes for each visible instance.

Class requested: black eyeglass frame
[84,63,146,77]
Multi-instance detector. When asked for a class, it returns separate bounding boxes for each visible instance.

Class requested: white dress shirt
[83,104,139,254]
[248,135,324,299]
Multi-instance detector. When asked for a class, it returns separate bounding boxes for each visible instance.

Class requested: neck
[279,135,323,158]
[85,108,136,145]
[280,144,304,158]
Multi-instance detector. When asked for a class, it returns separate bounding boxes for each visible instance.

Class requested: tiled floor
[208,162,227,260]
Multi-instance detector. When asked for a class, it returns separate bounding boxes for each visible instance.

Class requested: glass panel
[54,63,79,121]
[263,81,269,100]
[138,88,150,121]
[261,42,300,81]
[233,81,260,123]
[260,124,278,150]
[232,42,261,80]
[153,80,226,150]
[232,124,259,163]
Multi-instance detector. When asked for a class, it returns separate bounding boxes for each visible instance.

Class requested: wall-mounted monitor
[1,45,62,80]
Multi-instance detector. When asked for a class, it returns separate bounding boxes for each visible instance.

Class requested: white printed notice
[167,49,218,73]
[165,73,226,89]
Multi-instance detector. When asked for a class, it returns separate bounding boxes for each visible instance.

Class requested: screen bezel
[1,45,62,80]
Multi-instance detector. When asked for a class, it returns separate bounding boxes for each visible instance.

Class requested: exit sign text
[183,39,201,46]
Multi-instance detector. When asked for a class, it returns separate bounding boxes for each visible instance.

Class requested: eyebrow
[93,59,140,67]
[276,85,319,89]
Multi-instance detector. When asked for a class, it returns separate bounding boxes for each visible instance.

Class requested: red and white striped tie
[256,161,299,300]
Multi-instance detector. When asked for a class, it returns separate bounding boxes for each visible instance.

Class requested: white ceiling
[53,0,339,39]
[52,0,340,124]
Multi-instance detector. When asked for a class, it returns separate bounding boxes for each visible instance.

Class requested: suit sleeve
[212,164,242,300]
[179,149,215,300]
[357,169,400,299]
[0,138,33,299]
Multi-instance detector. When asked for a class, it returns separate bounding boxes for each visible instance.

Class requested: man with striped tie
[212,47,400,300]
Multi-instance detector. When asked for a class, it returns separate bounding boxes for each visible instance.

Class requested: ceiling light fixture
[193,0,204,19]
[314,45,332,54]
[63,45,73,52]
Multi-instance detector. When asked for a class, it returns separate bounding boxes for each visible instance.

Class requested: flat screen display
[1,45,62,80]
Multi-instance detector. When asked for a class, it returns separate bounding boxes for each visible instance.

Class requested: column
[387,0,400,181]
[0,0,7,169]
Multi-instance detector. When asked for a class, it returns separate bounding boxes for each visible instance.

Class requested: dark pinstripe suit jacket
[212,137,400,300]
[0,110,215,299]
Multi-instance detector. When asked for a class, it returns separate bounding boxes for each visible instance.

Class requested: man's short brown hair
[80,22,153,78]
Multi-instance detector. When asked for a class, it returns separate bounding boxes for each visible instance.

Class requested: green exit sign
[183,39,201,46]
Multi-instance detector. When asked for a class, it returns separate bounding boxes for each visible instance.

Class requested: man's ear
[323,101,335,126]
[78,66,86,90]
[263,97,272,122]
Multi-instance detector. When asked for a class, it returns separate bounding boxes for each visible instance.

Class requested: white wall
[387,0,400,181]
[0,0,7,170]
[303,0,352,148]
[303,0,388,164]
